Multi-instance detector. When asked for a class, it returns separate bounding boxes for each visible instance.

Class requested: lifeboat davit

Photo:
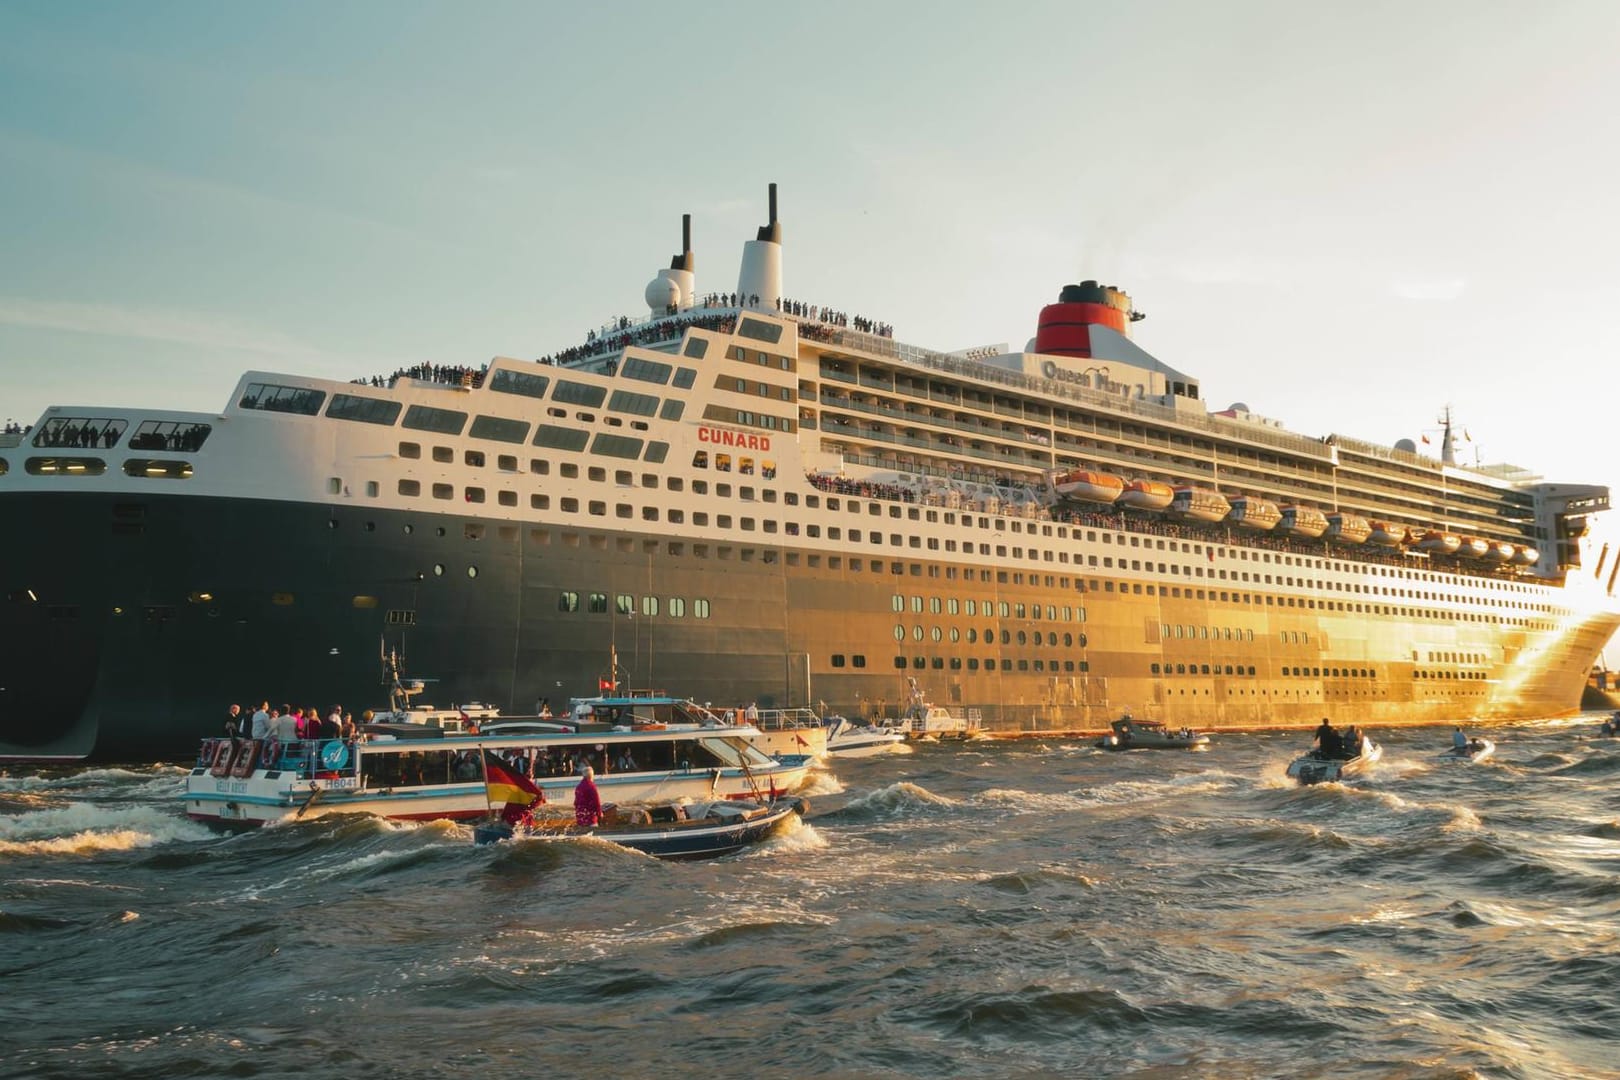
[1168,487,1232,523]
[1456,536,1490,559]
[1227,496,1281,531]
[1053,469,1125,504]
[1117,479,1174,511]
[1482,541,1516,563]
[1367,520,1404,546]
[1326,513,1372,545]
[1416,530,1462,554]
[1279,506,1328,539]
[1510,544,1539,566]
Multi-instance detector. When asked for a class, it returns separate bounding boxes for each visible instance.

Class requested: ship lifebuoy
[208,740,233,777]
[231,739,262,778]
[259,739,280,768]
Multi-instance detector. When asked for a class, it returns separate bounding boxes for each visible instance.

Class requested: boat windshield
[697,735,778,768]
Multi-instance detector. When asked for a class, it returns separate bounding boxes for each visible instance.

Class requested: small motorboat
[1437,737,1495,763]
[473,796,809,859]
[1097,715,1209,751]
[824,716,907,758]
[1598,712,1620,738]
[1286,735,1383,785]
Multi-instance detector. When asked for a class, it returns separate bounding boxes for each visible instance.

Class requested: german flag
[483,750,544,808]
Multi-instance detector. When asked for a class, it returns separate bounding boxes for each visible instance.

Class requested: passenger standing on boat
[614,747,635,772]
[1314,719,1341,759]
[574,766,602,826]
[1342,726,1363,758]
[224,704,242,739]
[251,701,271,741]
[538,698,553,719]
[327,705,343,739]
[746,701,760,725]
[341,713,358,741]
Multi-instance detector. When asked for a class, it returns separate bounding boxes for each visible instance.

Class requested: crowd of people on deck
[224,701,356,745]
[352,362,487,390]
[1311,718,1368,760]
[3,419,30,435]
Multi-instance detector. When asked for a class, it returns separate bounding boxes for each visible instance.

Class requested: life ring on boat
[208,740,233,777]
[231,739,261,778]
[259,739,280,769]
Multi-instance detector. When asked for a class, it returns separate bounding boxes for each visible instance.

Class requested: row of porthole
[892,625,1087,647]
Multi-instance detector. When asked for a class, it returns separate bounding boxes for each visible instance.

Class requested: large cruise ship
[3,185,1617,761]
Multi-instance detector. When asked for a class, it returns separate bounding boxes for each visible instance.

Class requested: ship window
[25,457,107,476]
[588,501,606,516]
[123,459,193,479]
[530,494,549,510]
[0,458,7,476]
[682,339,708,360]
[466,450,486,467]
[659,400,685,422]
[432,483,453,500]
[487,368,551,399]
[587,592,608,613]
[694,599,711,618]
[533,425,590,452]
[402,405,467,435]
[553,380,607,408]
[561,463,579,478]
[621,357,673,385]
[608,389,660,417]
[558,591,579,612]
[737,318,783,344]
[399,479,421,496]
[432,446,454,463]
[470,415,531,443]
[591,433,644,459]
[644,441,669,464]
[715,454,731,472]
[239,384,324,416]
[498,491,517,507]
[669,597,685,617]
[326,394,402,426]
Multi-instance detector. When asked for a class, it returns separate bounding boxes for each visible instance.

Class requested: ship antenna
[1438,404,1457,466]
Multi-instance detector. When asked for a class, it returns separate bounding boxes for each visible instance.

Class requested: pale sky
[3,1,1617,661]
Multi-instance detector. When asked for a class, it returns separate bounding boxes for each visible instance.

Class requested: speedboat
[1437,737,1495,763]
[1599,712,1620,738]
[472,796,808,859]
[893,677,982,740]
[1286,736,1383,785]
[1097,715,1210,750]
[824,716,906,758]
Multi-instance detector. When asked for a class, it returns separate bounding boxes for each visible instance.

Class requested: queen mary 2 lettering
[1,182,1617,762]
[698,426,771,452]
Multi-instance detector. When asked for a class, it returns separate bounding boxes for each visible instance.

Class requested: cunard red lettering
[698,426,770,452]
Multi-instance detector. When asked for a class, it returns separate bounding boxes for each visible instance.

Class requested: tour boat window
[659,400,685,422]
[123,459,193,479]
[402,405,467,435]
[715,454,732,472]
[588,501,606,516]
[399,480,420,497]
[239,384,324,416]
[326,394,401,426]
[692,450,709,468]
[26,457,107,476]
[465,450,486,468]
[130,419,211,450]
[498,491,516,507]
[739,457,754,475]
[530,494,549,510]
[432,483,452,500]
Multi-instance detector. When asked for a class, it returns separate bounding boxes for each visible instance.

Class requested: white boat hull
[1286,739,1383,784]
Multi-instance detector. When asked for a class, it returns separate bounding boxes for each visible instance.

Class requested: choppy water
[4,717,1620,1079]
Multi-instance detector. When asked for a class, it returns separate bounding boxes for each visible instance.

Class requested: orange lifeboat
[1279,506,1328,539]
[1116,479,1174,511]
[1168,487,1231,523]
[1367,520,1404,546]
[1510,544,1539,566]
[1053,469,1125,505]
[1482,541,1516,562]
[1227,496,1281,531]
[1456,536,1490,559]
[1415,530,1462,554]
[1327,513,1372,545]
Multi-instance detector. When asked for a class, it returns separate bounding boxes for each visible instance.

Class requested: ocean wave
[817,781,960,821]
[0,801,212,853]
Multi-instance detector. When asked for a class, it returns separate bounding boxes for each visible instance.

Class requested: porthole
[433,564,445,577]
[467,566,478,579]
[403,524,413,534]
